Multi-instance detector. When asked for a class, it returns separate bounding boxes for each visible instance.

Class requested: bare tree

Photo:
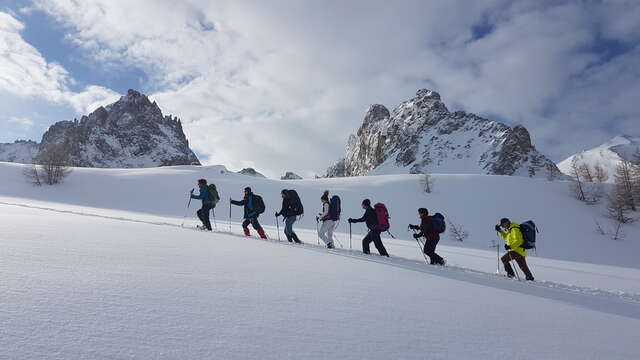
[578,163,594,183]
[22,146,42,186]
[569,157,588,202]
[448,219,469,242]
[594,163,609,183]
[612,159,636,212]
[35,144,72,185]
[546,164,561,181]
[607,187,634,224]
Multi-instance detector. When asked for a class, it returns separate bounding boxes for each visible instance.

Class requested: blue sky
[1,0,639,177]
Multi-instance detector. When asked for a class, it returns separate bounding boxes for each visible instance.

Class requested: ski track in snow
[2,200,639,319]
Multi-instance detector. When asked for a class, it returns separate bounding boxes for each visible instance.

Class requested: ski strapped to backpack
[433,213,446,234]
[519,220,538,250]
[329,195,341,221]
[206,184,220,204]
[287,189,304,216]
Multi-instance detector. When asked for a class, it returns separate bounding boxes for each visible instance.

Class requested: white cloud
[13,0,640,176]
[0,11,119,115]
[7,116,34,128]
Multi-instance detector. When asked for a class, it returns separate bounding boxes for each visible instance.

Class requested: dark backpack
[433,213,446,234]
[207,184,220,204]
[329,195,341,221]
[252,194,265,215]
[373,203,390,232]
[519,220,537,250]
[287,189,304,216]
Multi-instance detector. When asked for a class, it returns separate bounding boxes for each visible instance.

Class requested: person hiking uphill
[496,218,535,281]
[275,189,302,244]
[317,191,335,248]
[348,199,389,257]
[231,187,267,239]
[409,208,445,265]
[190,178,218,231]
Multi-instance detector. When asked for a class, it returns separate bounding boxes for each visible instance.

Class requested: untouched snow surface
[1,162,639,359]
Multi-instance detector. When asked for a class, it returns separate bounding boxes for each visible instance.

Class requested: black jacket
[231,192,258,219]
[352,207,378,231]
[411,215,439,241]
[277,196,296,218]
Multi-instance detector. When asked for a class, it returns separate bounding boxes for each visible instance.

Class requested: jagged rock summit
[281,171,302,180]
[326,89,560,178]
[0,89,200,168]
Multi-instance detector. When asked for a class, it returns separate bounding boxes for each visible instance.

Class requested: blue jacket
[191,186,214,207]
[231,193,258,218]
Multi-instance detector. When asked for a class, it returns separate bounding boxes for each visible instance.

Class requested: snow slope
[558,135,640,181]
[2,203,640,359]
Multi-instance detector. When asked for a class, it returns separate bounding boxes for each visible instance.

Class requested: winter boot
[243,227,251,236]
[257,227,268,239]
[327,242,334,249]
[291,233,302,244]
[285,233,293,243]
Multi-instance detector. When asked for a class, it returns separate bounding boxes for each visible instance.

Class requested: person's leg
[431,237,444,264]
[501,252,516,277]
[326,220,335,246]
[252,218,267,239]
[423,238,437,264]
[203,205,212,230]
[288,217,301,243]
[318,221,332,245]
[362,232,373,254]
[512,253,535,280]
[242,218,251,236]
[372,231,389,257]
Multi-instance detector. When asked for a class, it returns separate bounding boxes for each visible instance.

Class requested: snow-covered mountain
[0,140,39,163]
[0,89,200,168]
[326,89,560,178]
[558,135,640,181]
[237,167,266,178]
[281,171,302,180]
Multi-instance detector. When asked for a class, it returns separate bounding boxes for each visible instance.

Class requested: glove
[413,233,421,239]
[190,188,194,194]
[409,224,419,230]
[316,216,320,222]
[495,224,501,232]
[348,218,354,223]
[275,212,279,217]
[504,244,510,250]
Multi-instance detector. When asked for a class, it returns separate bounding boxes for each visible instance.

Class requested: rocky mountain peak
[0,89,200,168]
[327,89,559,178]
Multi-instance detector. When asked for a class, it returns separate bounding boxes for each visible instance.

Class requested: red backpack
[373,203,390,232]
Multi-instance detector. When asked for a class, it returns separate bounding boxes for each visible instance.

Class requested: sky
[1,0,639,178]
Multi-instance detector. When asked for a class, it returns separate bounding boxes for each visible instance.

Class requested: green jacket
[498,223,526,257]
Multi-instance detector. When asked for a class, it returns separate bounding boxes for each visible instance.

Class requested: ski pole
[275,215,281,242]
[412,229,429,264]
[507,251,521,280]
[495,234,501,274]
[180,190,193,227]
[332,221,343,248]
[316,218,320,245]
[349,222,352,250]
[228,198,232,232]
[212,208,217,231]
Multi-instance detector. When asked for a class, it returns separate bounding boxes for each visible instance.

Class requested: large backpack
[373,203,390,232]
[206,184,220,204]
[433,213,446,234]
[519,220,538,250]
[329,195,341,221]
[287,189,304,216]
[252,194,266,215]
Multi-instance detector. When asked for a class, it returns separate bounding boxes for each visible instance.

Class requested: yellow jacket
[498,223,526,257]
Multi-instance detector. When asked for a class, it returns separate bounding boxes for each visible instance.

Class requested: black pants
[363,231,389,256]
[242,217,261,230]
[197,204,214,230]
[423,236,444,265]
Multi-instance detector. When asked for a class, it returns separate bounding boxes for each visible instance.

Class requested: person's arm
[276,199,287,217]
[191,188,205,200]
[230,199,244,206]
[350,211,366,223]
